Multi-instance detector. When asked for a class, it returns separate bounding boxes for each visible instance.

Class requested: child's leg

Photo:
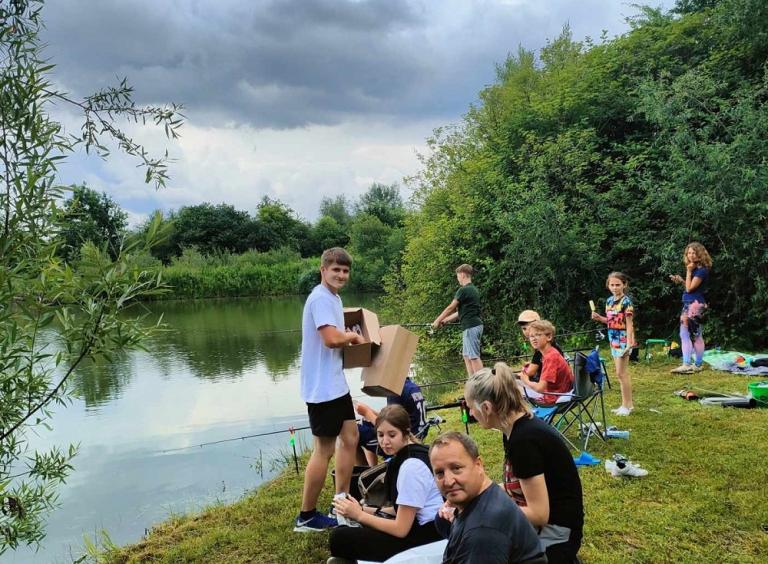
[693,329,705,366]
[679,320,693,365]
[468,356,483,374]
[462,356,474,376]
[613,354,633,409]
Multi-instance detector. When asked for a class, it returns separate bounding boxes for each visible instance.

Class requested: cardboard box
[342,307,381,368]
[362,325,420,397]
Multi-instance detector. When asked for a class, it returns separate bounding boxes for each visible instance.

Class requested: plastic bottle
[605,426,630,439]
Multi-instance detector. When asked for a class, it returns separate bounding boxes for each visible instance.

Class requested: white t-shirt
[300,284,348,403]
[396,458,443,525]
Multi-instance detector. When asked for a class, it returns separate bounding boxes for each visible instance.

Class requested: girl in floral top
[590,272,635,416]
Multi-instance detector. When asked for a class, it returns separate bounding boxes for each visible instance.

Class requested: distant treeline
[384,0,768,350]
[58,183,407,296]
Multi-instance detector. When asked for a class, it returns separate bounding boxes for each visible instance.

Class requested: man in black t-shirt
[432,264,483,376]
[517,309,563,382]
[430,432,544,564]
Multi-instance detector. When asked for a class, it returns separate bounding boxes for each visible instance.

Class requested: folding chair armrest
[543,390,574,398]
[524,387,575,408]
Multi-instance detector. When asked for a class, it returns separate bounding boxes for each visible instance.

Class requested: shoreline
[100,361,768,563]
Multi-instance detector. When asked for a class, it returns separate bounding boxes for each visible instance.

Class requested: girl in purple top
[669,242,712,374]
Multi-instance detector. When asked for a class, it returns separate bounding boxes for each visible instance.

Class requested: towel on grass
[703,350,768,375]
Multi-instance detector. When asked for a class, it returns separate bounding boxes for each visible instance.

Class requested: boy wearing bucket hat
[517,310,563,381]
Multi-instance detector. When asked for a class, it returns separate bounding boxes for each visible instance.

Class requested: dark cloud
[40,0,675,129]
[43,0,431,127]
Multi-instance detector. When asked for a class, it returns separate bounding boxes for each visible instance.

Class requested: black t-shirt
[454,283,482,330]
[436,484,542,564]
[503,415,583,532]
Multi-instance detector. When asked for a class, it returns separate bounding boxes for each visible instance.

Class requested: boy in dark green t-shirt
[432,264,483,375]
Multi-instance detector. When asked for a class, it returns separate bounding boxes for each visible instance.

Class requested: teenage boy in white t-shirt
[294,247,366,532]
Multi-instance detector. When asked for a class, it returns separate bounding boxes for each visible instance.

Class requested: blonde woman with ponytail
[464,362,584,564]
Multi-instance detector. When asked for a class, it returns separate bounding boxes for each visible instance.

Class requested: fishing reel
[595,330,605,342]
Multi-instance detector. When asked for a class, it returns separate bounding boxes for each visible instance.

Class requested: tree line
[58,182,408,292]
[384,0,768,350]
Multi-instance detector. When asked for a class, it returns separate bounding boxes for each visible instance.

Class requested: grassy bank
[102,362,768,563]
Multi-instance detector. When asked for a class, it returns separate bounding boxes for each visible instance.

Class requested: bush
[389,1,768,351]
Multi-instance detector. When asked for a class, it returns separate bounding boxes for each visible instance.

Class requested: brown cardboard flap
[360,309,381,345]
[343,307,382,368]
[361,325,419,397]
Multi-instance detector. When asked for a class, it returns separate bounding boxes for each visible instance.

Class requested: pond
[11,294,451,563]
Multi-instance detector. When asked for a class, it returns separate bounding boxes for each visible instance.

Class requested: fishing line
[248,322,458,336]
[416,334,605,368]
[156,396,479,455]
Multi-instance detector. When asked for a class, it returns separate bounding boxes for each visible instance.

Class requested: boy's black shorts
[307,393,355,437]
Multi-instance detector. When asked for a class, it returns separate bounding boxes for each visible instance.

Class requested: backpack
[357,462,389,508]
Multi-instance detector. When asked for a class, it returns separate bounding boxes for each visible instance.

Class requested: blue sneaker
[293,511,338,532]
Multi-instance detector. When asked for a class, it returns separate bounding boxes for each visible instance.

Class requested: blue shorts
[357,420,379,453]
[462,325,483,359]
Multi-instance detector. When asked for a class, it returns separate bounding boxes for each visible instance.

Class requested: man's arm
[318,325,365,348]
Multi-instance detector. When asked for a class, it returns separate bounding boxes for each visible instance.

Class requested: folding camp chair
[525,348,608,454]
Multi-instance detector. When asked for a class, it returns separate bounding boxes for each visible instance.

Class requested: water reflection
[71,294,380,407]
[152,297,302,381]
[70,355,134,409]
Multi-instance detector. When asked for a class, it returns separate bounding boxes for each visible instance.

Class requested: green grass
[101,361,768,563]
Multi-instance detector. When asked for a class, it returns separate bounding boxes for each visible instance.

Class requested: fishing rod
[419,378,468,389]
[157,395,481,456]
[157,424,312,454]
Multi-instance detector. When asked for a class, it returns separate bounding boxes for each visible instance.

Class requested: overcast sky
[44,0,675,226]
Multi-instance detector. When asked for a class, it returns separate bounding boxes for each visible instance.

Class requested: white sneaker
[605,455,648,478]
[611,406,633,416]
[692,364,703,372]
[615,460,648,477]
[579,422,602,435]
[671,364,695,374]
